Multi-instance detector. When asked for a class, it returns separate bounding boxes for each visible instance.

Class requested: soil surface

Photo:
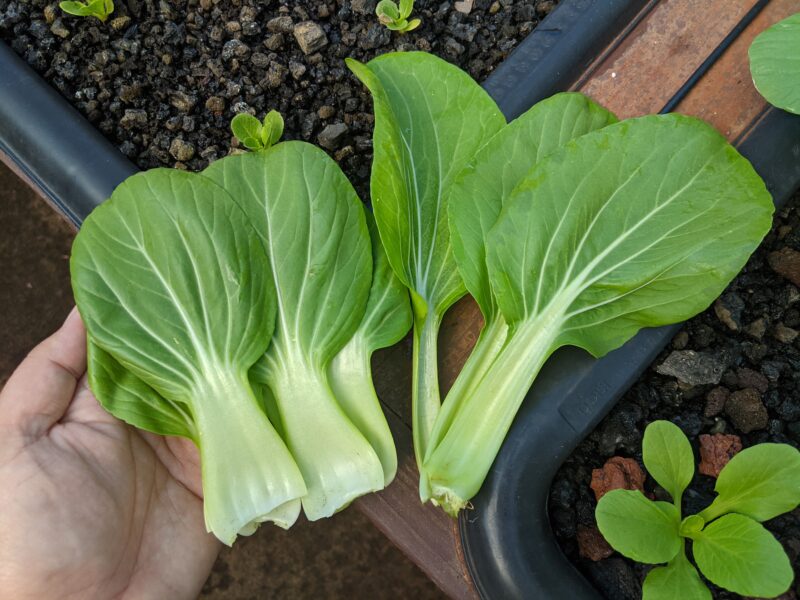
[0,0,556,198]
[550,191,800,599]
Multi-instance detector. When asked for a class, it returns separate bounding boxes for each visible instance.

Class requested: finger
[0,307,87,435]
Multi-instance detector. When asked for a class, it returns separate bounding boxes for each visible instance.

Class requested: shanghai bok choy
[72,141,407,543]
[71,170,306,545]
[350,51,773,514]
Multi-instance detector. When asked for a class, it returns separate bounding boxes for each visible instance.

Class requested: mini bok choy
[71,170,306,545]
[351,51,773,515]
[203,142,398,519]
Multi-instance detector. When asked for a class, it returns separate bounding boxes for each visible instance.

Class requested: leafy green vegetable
[423,114,773,513]
[59,0,113,22]
[203,142,387,520]
[231,111,284,151]
[749,13,800,115]
[425,93,617,484]
[71,169,306,545]
[597,421,800,599]
[698,443,800,522]
[642,547,711,600]
[595,490,681,564]
[347,52,505,492]
[643,420,695,507]
[692,514,794,597]
[327,213,412,484]
[376,0,420,33]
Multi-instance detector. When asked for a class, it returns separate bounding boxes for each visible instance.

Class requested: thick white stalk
[191,371,306,545]
[328,337,397,485]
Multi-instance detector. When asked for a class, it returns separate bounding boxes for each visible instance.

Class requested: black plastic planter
[3,1,798,599]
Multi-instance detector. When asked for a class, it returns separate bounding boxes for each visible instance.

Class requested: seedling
[596,420,800,599]
[59,0,114,23]
[230,110,284,151]
[376,0,420,33]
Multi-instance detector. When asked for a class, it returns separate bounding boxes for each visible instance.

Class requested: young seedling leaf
[328,212,412,484]
[347,52,505,480]
[376,0,400,23]
[643,420,695,506]
[699,443,800,522]
[71,169,306,544]
[399,0,413,19]
[59,0,113,21]
[262,110,284,148]
[692,513,794,598]
[203,142,384,520]
[404,18,421,32]
[231,113,265,151]
[596,489,682,564]
[749,13,800,115]
[642,548,711,600]
[424,114,773,512]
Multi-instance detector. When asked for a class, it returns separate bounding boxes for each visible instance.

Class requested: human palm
[0,309,220,600]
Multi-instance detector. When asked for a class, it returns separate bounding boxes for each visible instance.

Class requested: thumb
[0,308,87,437]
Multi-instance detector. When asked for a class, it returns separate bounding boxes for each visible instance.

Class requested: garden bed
[550,189,800,599]
[0,0,556,197]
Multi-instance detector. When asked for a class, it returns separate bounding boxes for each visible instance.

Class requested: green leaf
[424,113,773,513]
[59,1,93,16]
[404,18,421,32]
[328,211,412,485]
[71,168,306,544]
[261,110,284,148]
[347,52,505,473]
[398,0,414,19]
[596,489,682,564]
[679,514,705,538]
[692,513,794,597]
[449,92,617,320]
[203,142,384,520]
[231,113,265,150]
[643,547,711,600]
[376,0,400,22]
[699,443,800,522]
[87,337,196,441]
[643,420,695,506]
[749,13,800,115]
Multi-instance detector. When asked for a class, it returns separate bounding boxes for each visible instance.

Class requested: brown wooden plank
[577,0,759,119]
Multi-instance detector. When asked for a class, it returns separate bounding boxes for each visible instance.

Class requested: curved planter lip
[458,3,800,599]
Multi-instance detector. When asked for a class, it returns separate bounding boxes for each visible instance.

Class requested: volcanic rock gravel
[551,194,800,599]
[0,0,558,199]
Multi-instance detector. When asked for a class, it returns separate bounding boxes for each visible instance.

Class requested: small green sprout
[376,0,420,33]
[596,420,800,599]
[59,0,114,23]
[230,111,284,152]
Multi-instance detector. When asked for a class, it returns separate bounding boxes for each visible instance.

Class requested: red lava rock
[768,248,800,288]
[704,386,729,417]
[590,457,645,502]
[725,388,769,434]
[736,367,769,394]
[577,525,614,561]
[698,433,742,478]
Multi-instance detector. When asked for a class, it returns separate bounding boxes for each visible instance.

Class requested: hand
[0,309,220,600]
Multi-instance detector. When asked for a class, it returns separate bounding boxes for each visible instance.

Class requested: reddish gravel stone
[769,248,800,287]
[725,388,769,433]
[590,457,645,502]
[577,525,614,562]
[704,386,729,417]
[698,433,742,478]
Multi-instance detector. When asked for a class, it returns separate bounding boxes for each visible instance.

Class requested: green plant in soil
[350,51,774,515]
[376,0,420,33]
[596,420,800,599]
[231,110,284,151]
[59,0,114,22]
[749,12,800,115]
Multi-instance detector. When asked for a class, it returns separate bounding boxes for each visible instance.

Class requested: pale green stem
[191,371,306,545]
[268,358,385,520]
[412,306,443,501]
[328,336,398,485]
[423,305,566,515]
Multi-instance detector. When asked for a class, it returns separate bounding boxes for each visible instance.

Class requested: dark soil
[550,191,800,599]
[0,0,557,198]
